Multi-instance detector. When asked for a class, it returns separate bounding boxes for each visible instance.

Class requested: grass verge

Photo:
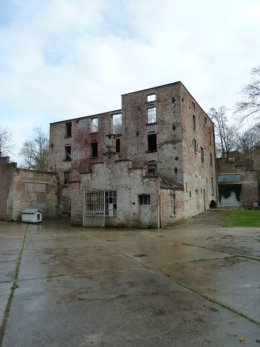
[220,210,260,227]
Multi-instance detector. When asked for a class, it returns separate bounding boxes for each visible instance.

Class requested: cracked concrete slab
[0,211,260,346]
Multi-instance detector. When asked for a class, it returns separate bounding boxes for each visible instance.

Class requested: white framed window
[147,107,156,124]
[147,93,156,102]
[91,118,98,133]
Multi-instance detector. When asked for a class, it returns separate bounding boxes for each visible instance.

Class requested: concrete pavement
[0,211,259,346]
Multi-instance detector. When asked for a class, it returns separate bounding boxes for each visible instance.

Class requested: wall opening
[147,133,157,151]
[91,142,98,158]
[116,139,120,153]
[65,145,71,161]
[139,194,150,205]
[65,122,72,137]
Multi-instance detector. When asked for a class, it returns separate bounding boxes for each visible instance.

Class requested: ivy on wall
[219,184,242,202]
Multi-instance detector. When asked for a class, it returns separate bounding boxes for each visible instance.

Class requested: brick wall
[0,157,16,219]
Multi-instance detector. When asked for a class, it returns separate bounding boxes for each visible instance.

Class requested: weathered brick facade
[49,82,217,227]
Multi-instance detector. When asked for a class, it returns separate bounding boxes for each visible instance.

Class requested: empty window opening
[192,101,195,110]
[147,161,157,175]
[174,167,178,174]
[105,191,117,217]
[193,115,196,130]
[147,133,157,151]
[172,125,176,131]
[147,94,156,102]
[189,191,192,198]
[172,96,176,104]
[65,145,71,161]
[64,171,71,185]
[65,122,72,137]
[116,139,120,153]
[147,107,156,124]
[91,142,98,158]
[91,118,98,133]
[201,147,204,163]
[139,194,150,205]
[112,114,122,134]
[175,156,179,161]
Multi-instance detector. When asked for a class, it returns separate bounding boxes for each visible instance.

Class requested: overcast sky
[0,0,260,162]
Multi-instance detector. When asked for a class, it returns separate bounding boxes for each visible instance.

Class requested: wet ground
[0,210,259,346]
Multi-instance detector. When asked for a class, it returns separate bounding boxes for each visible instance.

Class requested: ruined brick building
[49,82,217,227]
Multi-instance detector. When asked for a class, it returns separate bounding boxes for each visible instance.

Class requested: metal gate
[83,190,105,227]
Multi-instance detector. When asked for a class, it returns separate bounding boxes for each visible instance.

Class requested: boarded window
[170,194,176,217]
[218,175,241,183]
[147,161,157,175]
[112,114,122,134]
[139,194,150,205]
[147,133,157,151]
[64,172,70,185]
[91,142,98,157]
[65,122,72,137]
[65,145,71,160]
[25,183,47,192]
[147,107,156,124]
[91,118,98,133]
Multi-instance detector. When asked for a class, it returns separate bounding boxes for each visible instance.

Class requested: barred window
[139,194,150,205]
[105,191,117,216]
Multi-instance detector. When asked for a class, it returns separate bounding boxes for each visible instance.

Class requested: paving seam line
[182,242,260,262]
[86,233,260,327]
[0,224,28,346]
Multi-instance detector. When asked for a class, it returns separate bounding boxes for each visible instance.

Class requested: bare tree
[0,126,12,157]
[19,127,49,171]
[237,124,260,155]
[208,107,238,159]
[235,66,260,128]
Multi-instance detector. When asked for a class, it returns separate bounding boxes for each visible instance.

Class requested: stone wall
[216,158,258,208]
[8,169,58,221]
[0,157,17,219]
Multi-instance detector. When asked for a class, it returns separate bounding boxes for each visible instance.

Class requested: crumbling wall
[181,84,216,216]
[71,159,160,228]
[122,82,184,184]
[8,169,58,221]
[0,157,16,219]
